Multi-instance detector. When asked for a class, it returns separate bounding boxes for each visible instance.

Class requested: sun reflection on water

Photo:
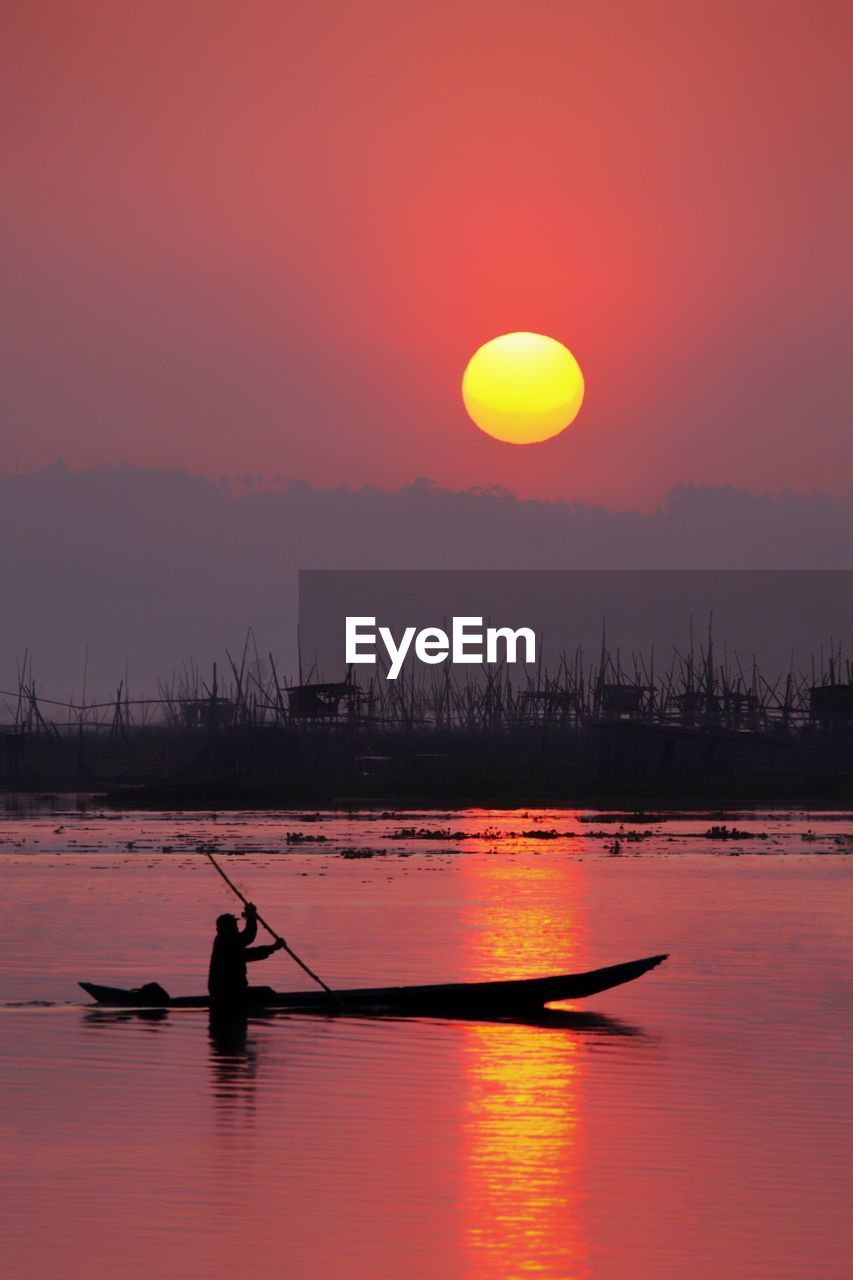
[459,826,588,1279]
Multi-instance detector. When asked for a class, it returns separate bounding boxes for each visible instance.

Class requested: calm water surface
[2,804,852,1279]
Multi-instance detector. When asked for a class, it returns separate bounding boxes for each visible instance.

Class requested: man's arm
[245,940,286,962]
[238,903,259,946]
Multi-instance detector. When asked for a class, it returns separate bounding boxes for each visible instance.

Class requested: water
[2,804,852,1279]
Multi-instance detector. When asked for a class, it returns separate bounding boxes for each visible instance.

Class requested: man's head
[216,913,239,938]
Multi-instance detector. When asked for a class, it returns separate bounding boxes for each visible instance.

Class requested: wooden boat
[80,953,667,1016]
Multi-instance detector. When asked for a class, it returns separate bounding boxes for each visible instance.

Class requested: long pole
[205,852,340,1001]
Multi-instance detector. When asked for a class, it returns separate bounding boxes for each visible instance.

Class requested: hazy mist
[1,464,851,703]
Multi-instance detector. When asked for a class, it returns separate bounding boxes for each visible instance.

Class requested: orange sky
[4,2,851,507]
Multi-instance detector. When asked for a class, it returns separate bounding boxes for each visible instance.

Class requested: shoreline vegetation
[2,638,851,808]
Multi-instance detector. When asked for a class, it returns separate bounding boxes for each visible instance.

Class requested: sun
[462,332,584,444]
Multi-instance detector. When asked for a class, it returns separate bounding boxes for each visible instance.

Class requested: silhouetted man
[208,902,284,1003]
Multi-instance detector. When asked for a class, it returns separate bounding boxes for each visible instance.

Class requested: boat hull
[80,954,667,1015]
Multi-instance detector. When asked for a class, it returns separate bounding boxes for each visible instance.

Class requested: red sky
[4,1,851,507]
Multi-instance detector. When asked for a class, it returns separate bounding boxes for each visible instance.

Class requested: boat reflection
[83,1007,171,1030]
[83,1006,262,1116]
